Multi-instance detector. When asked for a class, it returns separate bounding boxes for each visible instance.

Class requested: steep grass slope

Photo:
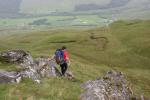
[0,20,150,99]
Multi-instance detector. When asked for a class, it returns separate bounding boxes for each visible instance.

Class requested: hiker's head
[62,46,67,50]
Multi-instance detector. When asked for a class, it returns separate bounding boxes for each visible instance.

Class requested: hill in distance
[0,0,150,19]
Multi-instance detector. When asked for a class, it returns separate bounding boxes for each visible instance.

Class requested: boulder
[0,70,21,83]
[0,50,40,83]
[0,50,32,64]
[34,57,61,77]
[80,71,150,100]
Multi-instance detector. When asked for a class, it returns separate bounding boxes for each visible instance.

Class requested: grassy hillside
[0,20,150,99]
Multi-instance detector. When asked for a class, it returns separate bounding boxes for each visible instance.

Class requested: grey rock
[34,57,61,77]
[65,71,75,79]
[19,56,62,83]
[80,71,133,100]
[0,70,21,83]
[0,50,33,65]
[80,71,150,100]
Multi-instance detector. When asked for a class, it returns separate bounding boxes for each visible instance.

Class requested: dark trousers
[60,62,68,75]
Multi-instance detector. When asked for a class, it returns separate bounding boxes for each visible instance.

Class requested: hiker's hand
[48,58,51,61]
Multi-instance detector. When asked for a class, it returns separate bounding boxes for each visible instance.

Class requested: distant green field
[0,15,108,27]
[0,20,150,99]
[0,18,34,26]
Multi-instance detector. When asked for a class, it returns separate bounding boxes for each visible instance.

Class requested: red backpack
[63,50,69,61]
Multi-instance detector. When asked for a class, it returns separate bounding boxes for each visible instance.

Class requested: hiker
[55,46,70,76]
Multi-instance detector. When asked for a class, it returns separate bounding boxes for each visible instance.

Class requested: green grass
[0,20,150,99]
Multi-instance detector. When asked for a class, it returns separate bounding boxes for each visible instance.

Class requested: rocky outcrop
[34,57,62,77]
[0,50,33,64]
[0,70,21,83]
[80,71,149,100]
[0,50,74,84]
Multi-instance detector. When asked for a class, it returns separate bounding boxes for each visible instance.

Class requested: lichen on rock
[80,71,148,100]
